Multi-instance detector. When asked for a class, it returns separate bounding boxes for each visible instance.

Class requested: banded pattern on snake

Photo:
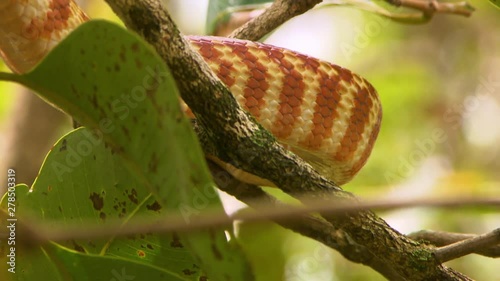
[0,0,382,185]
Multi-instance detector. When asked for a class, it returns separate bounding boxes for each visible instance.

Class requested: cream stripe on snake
[0,0,382,186]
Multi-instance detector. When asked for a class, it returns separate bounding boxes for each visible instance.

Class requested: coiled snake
[0,0,382,185]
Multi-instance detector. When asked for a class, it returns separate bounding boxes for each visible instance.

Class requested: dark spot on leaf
[137,250,145,258]
[122,127,130,139]
[93,155,96,161]
[146,200,161,212]
[41,192,48,196]
[80,72,86,78]
[80,49,85,55]
[182,269,196,276]
[72,240,85,253]
[89,192,104,211]
[60,139,67,152]
[119,50,126,62]
[211,244,222,260]
[99,212,106,221]
[148,152,159,173]
[58,206,62,213]
[146,76,160,100]
[70,84,78,95]
[47,186,52,192]
[132,116,138,123]
[199,276,208,281]
[116,146,125,154]
[135,58,143,69]
[176,113,183,123]
[114,63,120,72]
[170,233,183,248]
[131,42,140,53]
[127,188,138,204]
[90,93,98,108]
[146,244,153,250]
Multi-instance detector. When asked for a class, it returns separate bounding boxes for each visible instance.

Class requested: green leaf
[1,130,202,280]
[0,20,253,281]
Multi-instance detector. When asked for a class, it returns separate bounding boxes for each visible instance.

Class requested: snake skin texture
[0,0,382,185]
[0,0,88,73]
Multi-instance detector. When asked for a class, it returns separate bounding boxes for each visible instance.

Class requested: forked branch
[101,0,477,280]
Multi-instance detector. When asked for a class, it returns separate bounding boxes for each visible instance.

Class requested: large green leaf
[0,130,200,280]
[0,20,252,281]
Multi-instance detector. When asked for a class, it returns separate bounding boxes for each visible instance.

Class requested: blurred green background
[0,0,498,280]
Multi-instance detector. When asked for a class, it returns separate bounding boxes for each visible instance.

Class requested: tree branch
[228,0,322,40]
[434,228,500,262]
[102,0,473,279]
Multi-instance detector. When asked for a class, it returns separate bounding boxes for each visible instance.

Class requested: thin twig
[410,229,500,259]
[433,228,500,262]
[321,0,474,23]
[386,0,474,17]
[11,192,499,244]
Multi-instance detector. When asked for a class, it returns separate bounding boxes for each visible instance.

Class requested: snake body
[0,0,382,185]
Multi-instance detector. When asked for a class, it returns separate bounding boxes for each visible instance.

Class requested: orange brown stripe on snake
[299,62,340,150]
[1,0,382,186]
[270,49,306,140]
[193,37,236,89]
[349,83,382,176]
[230,40,269,119]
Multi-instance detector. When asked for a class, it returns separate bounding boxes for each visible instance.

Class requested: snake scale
[0,0,382,185]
